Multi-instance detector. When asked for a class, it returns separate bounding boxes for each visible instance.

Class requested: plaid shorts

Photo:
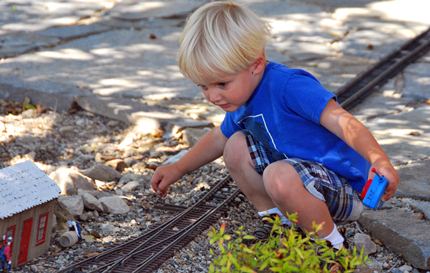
[245,131,363,222]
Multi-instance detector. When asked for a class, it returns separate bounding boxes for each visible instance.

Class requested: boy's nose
[206,89,222,104]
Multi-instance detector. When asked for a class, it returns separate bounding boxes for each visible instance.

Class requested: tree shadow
[0,0,429,170]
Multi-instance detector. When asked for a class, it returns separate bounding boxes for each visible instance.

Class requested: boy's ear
[252,53,266,75]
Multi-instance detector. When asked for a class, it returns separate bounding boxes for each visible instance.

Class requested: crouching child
[151,0,399,253]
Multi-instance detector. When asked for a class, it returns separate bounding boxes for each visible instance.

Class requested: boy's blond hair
[178,1,271,84]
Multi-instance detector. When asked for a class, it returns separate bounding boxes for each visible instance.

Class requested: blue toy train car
[361,168,388,209]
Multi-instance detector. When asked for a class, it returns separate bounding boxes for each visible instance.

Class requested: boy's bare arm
[151,127,227,196]
[320,99,399,200]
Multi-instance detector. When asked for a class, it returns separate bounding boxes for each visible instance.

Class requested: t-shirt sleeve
[220,113,241,138]
[282,70,336,124]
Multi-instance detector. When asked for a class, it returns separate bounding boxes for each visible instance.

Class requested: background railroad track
[58,177,239,273]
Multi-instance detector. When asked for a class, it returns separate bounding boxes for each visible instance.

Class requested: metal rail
[57,26,430,273]
[337,27,430,109]
[57,176,238,273]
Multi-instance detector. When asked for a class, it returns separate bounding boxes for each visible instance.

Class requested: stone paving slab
[0,0,115,35]
[403,62,430,100]
[38,23,111,40]
[108,0,205,20]
[403,198,430,220]
[365,105,430,163]
[0,75,90,111]
[0,23,112,59]
[0,32,59,58]
[75,95,186,125]
[0,27,197,101]
[359,208,430,269]
[1,0,427,105]
[396,159,430,201]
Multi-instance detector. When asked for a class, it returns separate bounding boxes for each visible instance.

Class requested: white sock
[257,207,291,226]
[323,224,344,249]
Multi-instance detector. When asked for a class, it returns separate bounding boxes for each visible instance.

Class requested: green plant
[22,97,37,111]
[208,214,367,273]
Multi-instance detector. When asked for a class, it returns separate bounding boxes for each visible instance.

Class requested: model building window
[36,213,48,245]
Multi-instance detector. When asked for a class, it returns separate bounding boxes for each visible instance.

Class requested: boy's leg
[224,132,292,239]
[263,160,360,249]
[263,160,335,236]
[223,132,291,225]
[223,131,275,212]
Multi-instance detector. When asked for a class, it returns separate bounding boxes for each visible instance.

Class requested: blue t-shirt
[220,61,370,192]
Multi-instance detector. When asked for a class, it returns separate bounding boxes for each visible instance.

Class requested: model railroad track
[58,176,239,273]
[337,27,430,109]
[59,27,430,273]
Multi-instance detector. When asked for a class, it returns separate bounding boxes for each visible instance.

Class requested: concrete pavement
[0,0,429,270]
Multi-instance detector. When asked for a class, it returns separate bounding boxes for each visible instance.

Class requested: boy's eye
[197,84,208,91]
[216,82,227,89]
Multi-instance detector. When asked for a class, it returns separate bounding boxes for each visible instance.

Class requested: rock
[119,172,144,185]
[0,121,6,132]
[99,223,115,236]
[99,196,130,214]
[95,180,116,190]
[107,120,119,127]
[169,120,213,136]
[21,109,37,119]
[353,233,377,256]
[121,181,140,193]
[80,163,121,181]
[78,190,103,212]
[400,265,413,272]
[182,127,211,147]
[163,150,188,165]
[105,159,127,172]
[50,167,96,195]
[58,125,75,137]
[119,121,162,148]
[58,195,84,216]
[123,156,139,167]
[82,235,96,244]
[79,213,89,221]
[353,264,372,273]
[91,190,115,199]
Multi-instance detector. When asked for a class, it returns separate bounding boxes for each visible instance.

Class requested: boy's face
[197,65,259,112]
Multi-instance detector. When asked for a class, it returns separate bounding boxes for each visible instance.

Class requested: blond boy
[151,1,399,250]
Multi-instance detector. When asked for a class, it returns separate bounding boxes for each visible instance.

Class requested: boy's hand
[151,164,184,197]
[369,161,399,201]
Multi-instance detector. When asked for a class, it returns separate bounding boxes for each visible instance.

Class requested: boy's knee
[223,132,248,168]
[263,161,300,199]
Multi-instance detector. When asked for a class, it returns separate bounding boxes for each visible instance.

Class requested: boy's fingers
[382,183,395,201]
[151,173,162,192]
[151,177,169,197]
[158,180,171,196]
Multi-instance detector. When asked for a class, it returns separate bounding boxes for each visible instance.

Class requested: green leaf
[208,219,367,272]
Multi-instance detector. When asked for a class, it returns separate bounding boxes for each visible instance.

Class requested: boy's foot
[242,215,275,245]
[253,215,276,240]
[243,214,294,245]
